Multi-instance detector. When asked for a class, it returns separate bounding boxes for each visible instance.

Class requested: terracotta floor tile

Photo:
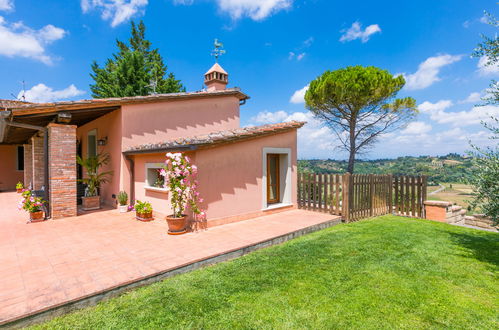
[0,191,338,324]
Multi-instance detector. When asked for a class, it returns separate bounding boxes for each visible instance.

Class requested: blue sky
[0,0,497,159]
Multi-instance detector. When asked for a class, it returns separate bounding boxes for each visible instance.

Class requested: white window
[87,129,97,158]
[262,148,292,210]
[145,163,168,193]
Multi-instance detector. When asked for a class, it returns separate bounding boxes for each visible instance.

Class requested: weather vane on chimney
[211,39,226,62]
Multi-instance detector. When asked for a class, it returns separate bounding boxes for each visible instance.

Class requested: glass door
[267,154,280,204]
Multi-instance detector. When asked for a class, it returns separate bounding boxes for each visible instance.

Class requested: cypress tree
[90,21,184,98]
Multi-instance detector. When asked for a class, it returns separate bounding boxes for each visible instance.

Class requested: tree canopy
[305,66,417,173]
[472,11,498,105]
[90,21,184,98]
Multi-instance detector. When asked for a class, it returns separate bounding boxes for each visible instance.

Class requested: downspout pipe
[125,155,135,205]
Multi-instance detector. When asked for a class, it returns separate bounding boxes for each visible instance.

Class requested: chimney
[204,63,228,91]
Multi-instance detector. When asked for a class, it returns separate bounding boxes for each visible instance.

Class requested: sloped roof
[124,121,306,154]
[0,99,31,109]
[7,88,249,116]
[205,63,228,75]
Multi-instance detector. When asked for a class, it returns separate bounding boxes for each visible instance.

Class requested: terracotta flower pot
[166,215,188,235]
[136,211,153,221]
[16,188,23,193]
[30,211,44,222]
[82,196,100,211]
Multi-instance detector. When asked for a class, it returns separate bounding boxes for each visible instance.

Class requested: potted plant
[16,182,24,193]
[117,191,128,213]
[77,153,113,211]
[135,200,153,221]
[161,152,205,235]
[18,190,45,222]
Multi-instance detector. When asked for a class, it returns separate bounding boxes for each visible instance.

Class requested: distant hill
[298,153,473,184]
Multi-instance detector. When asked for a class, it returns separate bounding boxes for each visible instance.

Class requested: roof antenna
[10,80,26,101]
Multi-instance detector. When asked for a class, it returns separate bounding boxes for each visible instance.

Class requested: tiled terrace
[0,191,340,326]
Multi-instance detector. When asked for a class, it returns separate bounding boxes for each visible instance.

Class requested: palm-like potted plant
[16,181,24,193]
[135,200,153,221]
[161,152,204,235]
[77,153,113,211]
[117,191,128,213]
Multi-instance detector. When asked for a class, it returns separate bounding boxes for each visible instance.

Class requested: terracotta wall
[0,145,23,191]
[121,96,240,149]
[132,130,298,224]
[75,95,241,208]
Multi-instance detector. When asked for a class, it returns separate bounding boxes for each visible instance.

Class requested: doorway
[267,154,280,204]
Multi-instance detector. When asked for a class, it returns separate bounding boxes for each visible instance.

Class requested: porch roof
[0,89,249,144]
[123,121,306,155]
[5,88,249,115]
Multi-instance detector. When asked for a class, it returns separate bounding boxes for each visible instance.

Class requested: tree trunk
[347,123,356,173]
[347,149,355,173]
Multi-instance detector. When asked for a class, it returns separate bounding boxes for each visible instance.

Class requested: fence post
[342,173,351,222]
[421,175,428,218]
[388,174,393,214]
[369,174,374,217]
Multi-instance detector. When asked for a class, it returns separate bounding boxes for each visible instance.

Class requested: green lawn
[33,216,498,329]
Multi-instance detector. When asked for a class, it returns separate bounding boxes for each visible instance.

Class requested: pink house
[0,63,304,227]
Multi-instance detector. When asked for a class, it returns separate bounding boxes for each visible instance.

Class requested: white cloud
[339,22,381,43]
[402,121,432,135]
[418,100,453,113]
[477,56,499,76]
[403,54,462,90]
[250,107,495,159]
[85,0,291,25]
[418,99,499,127]
[250,109,339,158]
[479,15,488,24]
[81,0,148,27]
[215,0,292,20]
[288,51,306,61]
[0,16,66,64]
[175,0,292,20]
[20,83,86,103]
[0,0,13,11]
[290,85,309,104]
[302,36,314,47]
[458,92,481,104]
[251,110,289,124]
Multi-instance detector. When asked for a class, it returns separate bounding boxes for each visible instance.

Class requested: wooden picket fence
[297,173,427,222]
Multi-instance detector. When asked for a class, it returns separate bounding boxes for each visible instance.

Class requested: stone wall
[23,142,33,188]
[423,200,466,224]
[464,214,497,231]
[424,200,497,231]
[32,133,45,190]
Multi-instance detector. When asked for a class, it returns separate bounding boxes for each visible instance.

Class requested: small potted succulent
[18,190,45,222]
[117,191,128,213]
[135,200,153,221]
[16,182,24,193]
[160,152,205,235]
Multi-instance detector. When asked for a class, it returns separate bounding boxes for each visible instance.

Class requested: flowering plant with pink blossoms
[161,152,205,218]
[18,190,45,213]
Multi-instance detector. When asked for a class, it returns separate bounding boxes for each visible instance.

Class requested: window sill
[262,202,293,211]
[145,186,169,194]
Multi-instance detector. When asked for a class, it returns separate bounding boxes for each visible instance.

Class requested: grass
[33,216,498,329]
